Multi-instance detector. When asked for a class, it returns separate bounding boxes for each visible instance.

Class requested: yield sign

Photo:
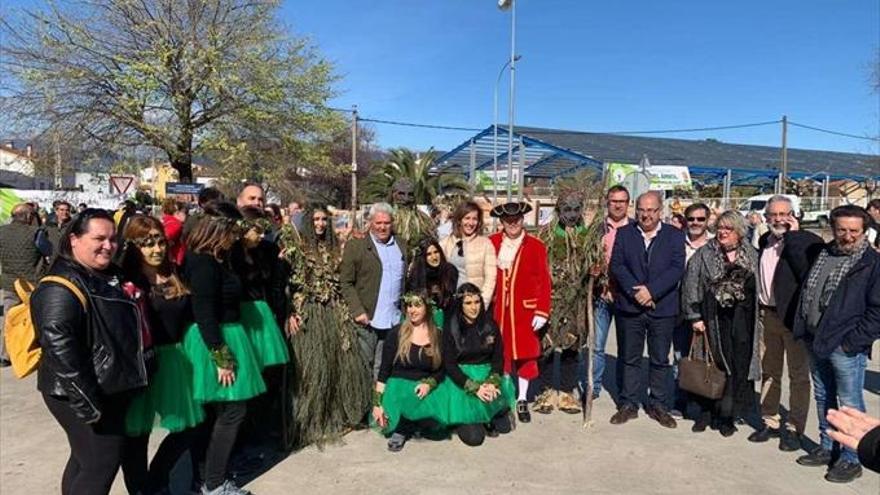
[109,175,135,195]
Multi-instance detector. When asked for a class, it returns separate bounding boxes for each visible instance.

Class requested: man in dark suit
[340,203,407,379]
[609,191,686,428]
[749,195,824,451]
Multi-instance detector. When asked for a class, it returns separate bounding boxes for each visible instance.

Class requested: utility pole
[780,115,788,194]
[351,105,358,227]
[53,129,62,189]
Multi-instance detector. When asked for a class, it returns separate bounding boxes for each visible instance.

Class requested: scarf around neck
[801,239,869,322]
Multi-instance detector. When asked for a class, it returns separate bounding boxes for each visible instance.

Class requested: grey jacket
[681,240,762,382]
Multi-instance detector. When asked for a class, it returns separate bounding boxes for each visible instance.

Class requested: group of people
[601,190,878,485]
[0,182,879,494]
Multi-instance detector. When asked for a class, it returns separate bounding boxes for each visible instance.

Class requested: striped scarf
[801,239,869,322]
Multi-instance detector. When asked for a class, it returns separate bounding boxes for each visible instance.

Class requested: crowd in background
[0,186,879,494]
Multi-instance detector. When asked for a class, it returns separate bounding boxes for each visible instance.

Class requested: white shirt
[637,222,662,250]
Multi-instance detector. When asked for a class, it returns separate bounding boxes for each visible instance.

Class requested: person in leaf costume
[280,206,371,448]
[390,178,436,258]
[534,192,606,419]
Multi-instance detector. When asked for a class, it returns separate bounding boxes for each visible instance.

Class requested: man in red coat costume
[489,201,552,423]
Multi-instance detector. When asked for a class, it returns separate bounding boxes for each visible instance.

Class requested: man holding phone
[749,195,824,451]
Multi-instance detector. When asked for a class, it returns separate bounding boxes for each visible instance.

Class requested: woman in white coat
[440,201,497,307]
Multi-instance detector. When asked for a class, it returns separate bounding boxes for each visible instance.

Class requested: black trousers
[617,313,676,409]
[44,393,132,495]
[204,401,247,490]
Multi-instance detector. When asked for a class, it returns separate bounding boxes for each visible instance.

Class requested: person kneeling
[372,292,447,451]
[440,283,514,446]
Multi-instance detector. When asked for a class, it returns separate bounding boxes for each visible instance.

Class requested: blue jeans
[809,348,867,464]
[591,298,613,396]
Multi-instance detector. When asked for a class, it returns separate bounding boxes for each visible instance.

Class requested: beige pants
[759,309,811,434]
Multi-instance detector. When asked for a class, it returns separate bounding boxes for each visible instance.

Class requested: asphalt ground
[2,335,878,495]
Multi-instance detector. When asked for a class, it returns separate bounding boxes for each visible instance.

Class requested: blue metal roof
[434,125,879,183]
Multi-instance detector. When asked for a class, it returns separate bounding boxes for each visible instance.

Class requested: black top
[147,284,192,346]
[406,262,458,310]
[232,240,288,320]
[377,325,444,384]
[125,274,192,347]
[442,314,503,388]
[184,252,243,349]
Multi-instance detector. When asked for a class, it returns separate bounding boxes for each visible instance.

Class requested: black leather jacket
[33,258,148,423]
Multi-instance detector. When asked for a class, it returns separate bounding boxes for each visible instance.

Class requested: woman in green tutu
[120,215,204,494]
[406,237,458,330]
[182,201,265,495]
[372,292,448,452]
[282,206,370,448]
[438,282,515,446]
[234,206,290,369]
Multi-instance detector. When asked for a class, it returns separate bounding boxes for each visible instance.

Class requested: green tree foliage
[362,148,470,204]
[1,0,341,182]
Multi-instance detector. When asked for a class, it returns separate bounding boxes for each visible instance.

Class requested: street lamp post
[499,0,517,202]
[493,54,521,206]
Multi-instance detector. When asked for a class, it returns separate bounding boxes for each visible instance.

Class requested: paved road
[2,342,878,495]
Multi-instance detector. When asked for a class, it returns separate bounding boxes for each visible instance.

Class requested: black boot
[516,400,531,423]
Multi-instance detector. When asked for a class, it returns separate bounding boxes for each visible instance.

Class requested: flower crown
[400,292,429,308]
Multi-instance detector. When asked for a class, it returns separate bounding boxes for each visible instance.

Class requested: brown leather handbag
[679,333,727,400]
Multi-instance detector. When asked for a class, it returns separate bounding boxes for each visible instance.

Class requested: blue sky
[4,1,878,157]
[286,0,880,156]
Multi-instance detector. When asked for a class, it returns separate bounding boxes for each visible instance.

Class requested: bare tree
[1,0,340,182]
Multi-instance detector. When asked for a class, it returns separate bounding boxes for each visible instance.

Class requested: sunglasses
[133,237,167,248]
[456,239,464,257]
[686,216,707,222]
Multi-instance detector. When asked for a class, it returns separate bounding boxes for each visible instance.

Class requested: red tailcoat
[490,232,552,377]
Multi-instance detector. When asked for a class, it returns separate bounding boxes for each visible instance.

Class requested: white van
[738,194,830,227]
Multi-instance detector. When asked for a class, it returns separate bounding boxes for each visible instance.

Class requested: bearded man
[792,205,880,484]
[749,195,824,452]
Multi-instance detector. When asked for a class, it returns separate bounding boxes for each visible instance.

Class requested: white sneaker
[201,480,252,495]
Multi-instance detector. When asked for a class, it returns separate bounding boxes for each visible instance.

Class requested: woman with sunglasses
[406,237,458,329]
[120,215,204,494]
[439,201,496,307]
[31,208,148,495]
[372,292,448,452]
[181,201,265,495]
[235,206,290,370]
[438,283,514,446]
[283,205,370,447]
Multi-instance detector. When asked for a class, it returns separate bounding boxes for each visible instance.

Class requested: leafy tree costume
[535,192,605,421]
[390,178,435,258]
[280,209,371,447]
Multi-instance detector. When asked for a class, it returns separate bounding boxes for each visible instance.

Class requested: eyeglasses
[686,216,706,222]
[636,208,660,214]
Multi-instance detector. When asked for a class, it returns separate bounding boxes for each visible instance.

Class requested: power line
[534,120,782,136]
[358,117,482,132]
[322,107,878,144]
[788,121,880,142]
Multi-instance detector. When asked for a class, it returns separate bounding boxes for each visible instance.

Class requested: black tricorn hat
[490,201,532,218]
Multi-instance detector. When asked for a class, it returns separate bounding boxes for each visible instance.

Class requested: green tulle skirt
[126,344,207,436]
[436,364,515,425]
[182,322,267,403]
[239,300,291,368]
[371,376,450,437]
